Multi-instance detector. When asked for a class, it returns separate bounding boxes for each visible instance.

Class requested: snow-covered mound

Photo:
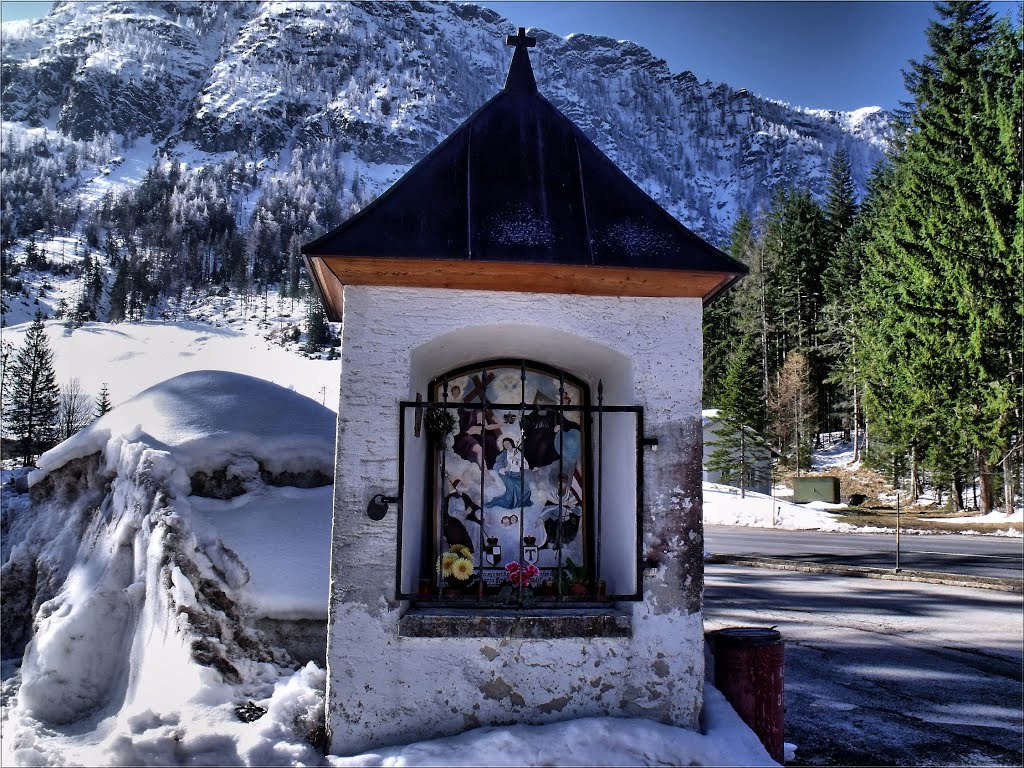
[1,371,334,761]
[31,369,336,484]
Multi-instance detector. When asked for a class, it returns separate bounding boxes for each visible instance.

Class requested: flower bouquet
[437,544,476,594]
[497,561,540,606]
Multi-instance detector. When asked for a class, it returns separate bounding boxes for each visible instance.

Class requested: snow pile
[330,684,776,767]
[2,371,335,764]
[703,482,864,532]
[30,368,336,483]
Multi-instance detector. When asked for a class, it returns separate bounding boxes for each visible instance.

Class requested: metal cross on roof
[505,27,536,49]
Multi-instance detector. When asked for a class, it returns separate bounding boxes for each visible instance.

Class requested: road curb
[706,554,1024,592]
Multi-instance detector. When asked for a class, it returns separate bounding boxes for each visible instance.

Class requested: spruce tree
[6,311,60,465]
[285,234,304,308]
[857,1,1021,509]
[304,292,330,353]
[822,148,858,253]
[94,383,112,419]
[706,336,770,495]
[703,212,752,403]
[106,260,129,322]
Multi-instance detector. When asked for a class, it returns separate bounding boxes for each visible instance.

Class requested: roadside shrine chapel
[303,28,746,755]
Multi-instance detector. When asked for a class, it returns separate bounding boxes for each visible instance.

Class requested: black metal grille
[395,365,645,605]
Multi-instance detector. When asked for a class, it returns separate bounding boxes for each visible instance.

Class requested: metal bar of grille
[634,405,644,599]
[439,379,449,597]
[556,370,565,600]
[596,379,604,595]
[396,397,645,603]
[518,361,527,601]
[395,402,406,602]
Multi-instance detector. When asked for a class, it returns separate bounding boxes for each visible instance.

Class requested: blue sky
[477,1,940,111]
[1,1,1017,111]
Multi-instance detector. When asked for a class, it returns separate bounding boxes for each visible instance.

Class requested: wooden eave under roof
[303,33,746,322]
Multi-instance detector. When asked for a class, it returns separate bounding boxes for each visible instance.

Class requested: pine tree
[94,383,112,419]
[857,1,1021,509]
[6,311,60,465]
[706,335,770,495]
[769,350,817,472]
[305,292,330,353]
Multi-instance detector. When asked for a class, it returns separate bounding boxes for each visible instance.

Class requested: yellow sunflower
[450,544,472,559]
[451,557,475,581]
[438,551,458,577]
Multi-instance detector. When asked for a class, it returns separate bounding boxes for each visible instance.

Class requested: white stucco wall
[326,286,706,756]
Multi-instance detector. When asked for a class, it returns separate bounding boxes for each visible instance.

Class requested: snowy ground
[0,300,1016,765]
[703,482,873,532]
[0,368,779,767]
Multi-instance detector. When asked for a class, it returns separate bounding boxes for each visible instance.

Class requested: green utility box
[791,476,840,504]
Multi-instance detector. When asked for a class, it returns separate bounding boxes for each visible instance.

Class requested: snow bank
[703,482,863,532]
[922,509,1024,524]
[31,369,336,486]
[3,370,335,745]
[329,683,776,767]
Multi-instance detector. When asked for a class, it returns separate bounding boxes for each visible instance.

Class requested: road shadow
[705,568,1024,766]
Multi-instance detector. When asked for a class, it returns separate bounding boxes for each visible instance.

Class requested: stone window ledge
[398,606,632,638]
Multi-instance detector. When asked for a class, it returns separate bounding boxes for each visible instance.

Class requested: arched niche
[400,326,639,600]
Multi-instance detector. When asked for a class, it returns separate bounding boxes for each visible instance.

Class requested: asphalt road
[704,562,1024,766]
[705,525,1024,580]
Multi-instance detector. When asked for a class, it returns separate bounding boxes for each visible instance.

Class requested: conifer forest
[1,1,1021,513]
[704,2,1022,514]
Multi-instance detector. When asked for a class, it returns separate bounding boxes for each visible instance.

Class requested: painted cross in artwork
[432,362,590,590]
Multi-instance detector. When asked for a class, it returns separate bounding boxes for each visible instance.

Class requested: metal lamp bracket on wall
[367,494,399,520]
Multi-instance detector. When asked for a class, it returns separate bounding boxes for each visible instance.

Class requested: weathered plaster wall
[327,286,705,756]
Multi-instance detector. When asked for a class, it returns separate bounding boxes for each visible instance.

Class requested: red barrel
[711,627,785,762]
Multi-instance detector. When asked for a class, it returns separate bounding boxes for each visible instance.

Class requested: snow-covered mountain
[1,0,890,245]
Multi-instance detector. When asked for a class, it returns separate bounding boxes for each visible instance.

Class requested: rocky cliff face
[1,0,890,243]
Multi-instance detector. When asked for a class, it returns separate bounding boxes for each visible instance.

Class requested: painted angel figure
[486,438,532,509]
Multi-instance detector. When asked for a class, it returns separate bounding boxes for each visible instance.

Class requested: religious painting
[430,361,590,593]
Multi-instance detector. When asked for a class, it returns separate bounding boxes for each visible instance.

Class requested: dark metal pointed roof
[304,27,746,320]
